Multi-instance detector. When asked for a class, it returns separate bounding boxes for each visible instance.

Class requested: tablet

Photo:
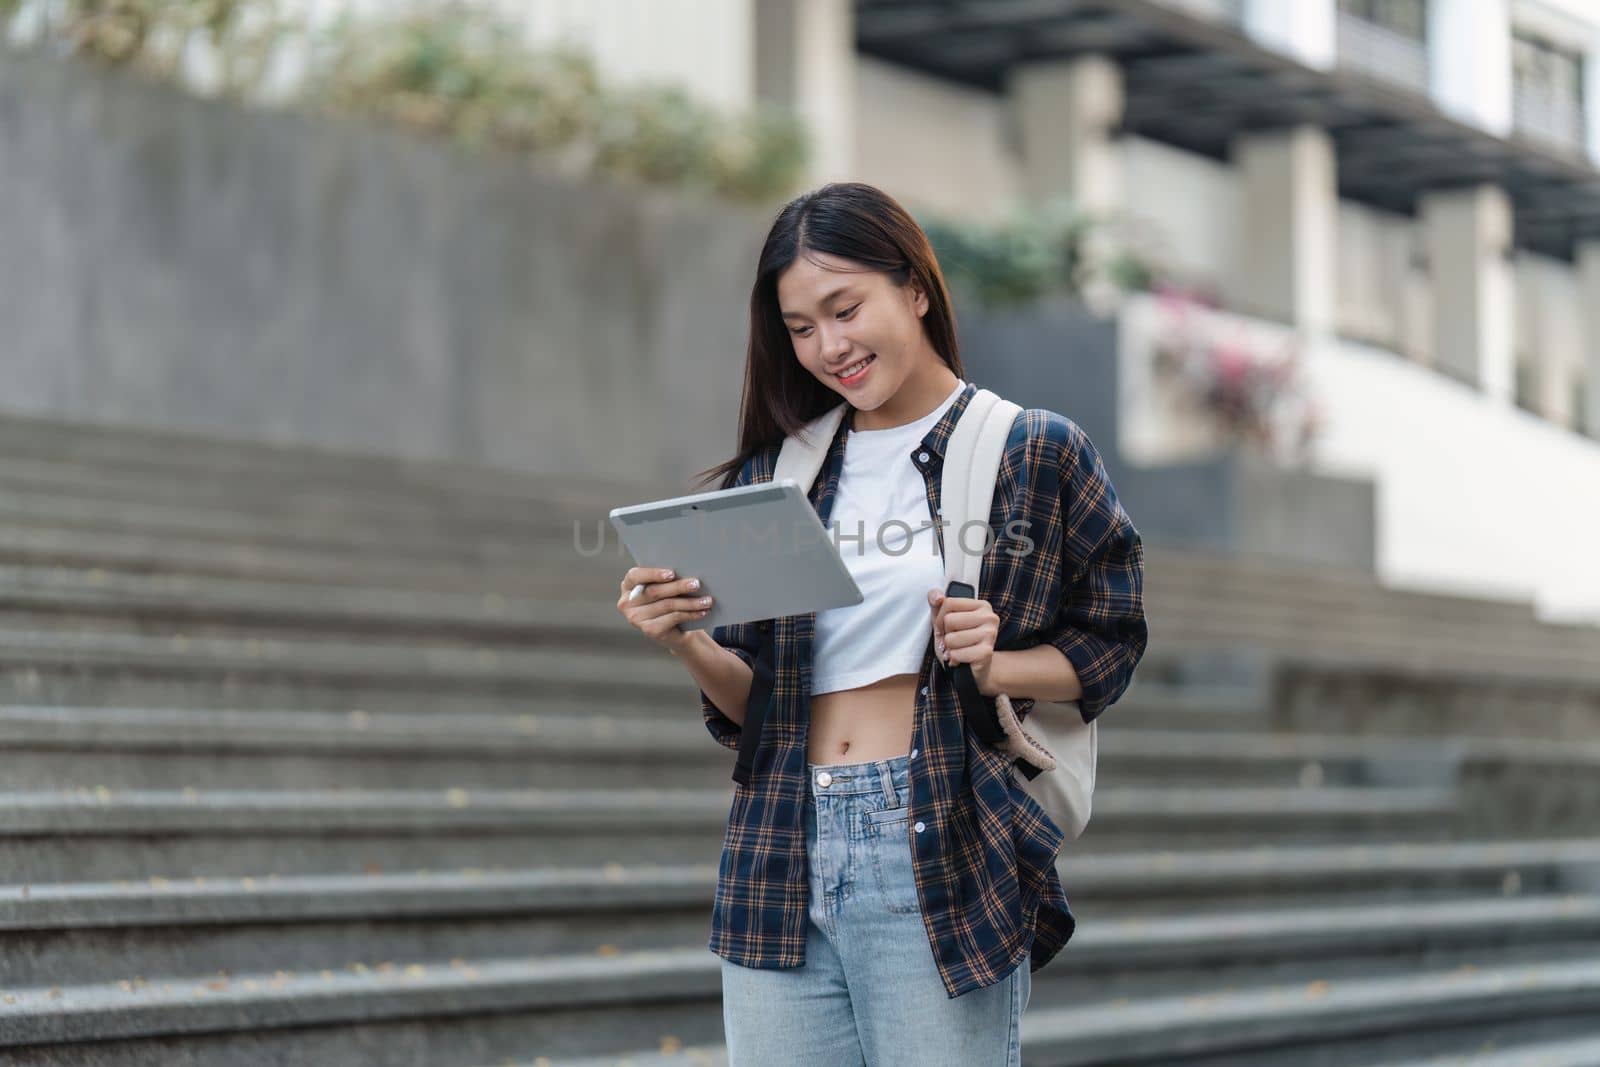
[609,479,862,632]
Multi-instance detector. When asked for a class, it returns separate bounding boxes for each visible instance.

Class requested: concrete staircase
[0,410,1598,1065]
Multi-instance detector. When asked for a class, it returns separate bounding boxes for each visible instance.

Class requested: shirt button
[910,747,919,759]
[920,686,929,696]
[815,771,831,788]
[917,451,930,463]
[914,821,926,833]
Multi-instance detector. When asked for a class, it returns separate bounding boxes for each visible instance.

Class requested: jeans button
[816,771,832,788]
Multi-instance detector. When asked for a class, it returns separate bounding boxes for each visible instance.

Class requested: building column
[1421,185,1516,405]
[753,0,855,185]
[1578,241,1600,435]
[1006,54,1126,312]
[1586,26,1600,168]
[1428,0,1512,136]
[1006,54,1124,218]
[1226,125,1338,338]
[1242,0,1335,70]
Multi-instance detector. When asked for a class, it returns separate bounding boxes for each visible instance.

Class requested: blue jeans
[719,752,1030,1066]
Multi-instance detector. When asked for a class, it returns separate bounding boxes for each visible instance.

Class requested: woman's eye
[790,304,859,337]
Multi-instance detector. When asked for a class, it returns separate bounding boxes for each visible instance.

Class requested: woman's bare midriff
[806,672,920,764]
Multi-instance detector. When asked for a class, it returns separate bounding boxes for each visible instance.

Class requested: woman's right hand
[617,566,714,653]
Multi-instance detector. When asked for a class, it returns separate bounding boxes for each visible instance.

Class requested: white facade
[1120,291,1600,626]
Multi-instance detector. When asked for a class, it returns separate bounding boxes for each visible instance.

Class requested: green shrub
[920,197,1161,312]
[3,0,810,202]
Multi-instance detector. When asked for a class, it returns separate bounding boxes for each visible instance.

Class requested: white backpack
[773,386,1097,840]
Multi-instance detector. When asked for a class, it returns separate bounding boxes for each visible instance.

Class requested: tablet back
[609,480,862,632]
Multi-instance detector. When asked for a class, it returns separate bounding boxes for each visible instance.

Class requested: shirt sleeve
[1041,421,1148,723]
[700,619,763,749]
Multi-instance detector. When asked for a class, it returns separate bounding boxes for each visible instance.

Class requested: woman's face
[776,251,931,414]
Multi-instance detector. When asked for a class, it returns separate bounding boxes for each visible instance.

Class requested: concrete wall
[854,56,1022,225]
[0,46,765,489]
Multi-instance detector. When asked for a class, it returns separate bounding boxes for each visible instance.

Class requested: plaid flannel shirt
[698,380,1148,998]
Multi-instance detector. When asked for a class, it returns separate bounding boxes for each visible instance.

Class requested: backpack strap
[941,389,1017,588]
[773,400,849,493]
[940,389,1057,779]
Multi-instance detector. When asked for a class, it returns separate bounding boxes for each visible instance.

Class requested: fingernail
[664,570,675,579]
[688,579,699,589]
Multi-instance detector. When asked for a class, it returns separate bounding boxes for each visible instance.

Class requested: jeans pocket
[863,805,921,914]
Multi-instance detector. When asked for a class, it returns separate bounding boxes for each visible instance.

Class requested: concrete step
[1150,602,1600,682]
[535,956,1600,1067]
[0,566,626,648]
[0,782,1469,882]
[0,671,1265,730]
[9,561,1593,720]
[0,947,727,1063]
[0,456,1558,641]
[1151,550,1547,627]
[4,841,1597,992]
[1365,1033,1600,1066]
[1041,894,1600,1001]
[0,626,685,698]
[0,629,1258,732]
[0,787,734,882]
[1022,957,1600,1066]
[0,455,604,526]
[0,522,572,593]
[0,490,569,566]
[0,871,713,988]
[9,837,1596,950]
[5,512,1596,691]
[1067,838,1600,914]
[1077,785,1463,849]
[0,707,1423,791]
[4,413,1593,648]
[0,706,713,790]
[5,938,1600,1066]
[0,410,655,504]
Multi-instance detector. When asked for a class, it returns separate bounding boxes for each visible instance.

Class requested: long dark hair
[691,182,965,491]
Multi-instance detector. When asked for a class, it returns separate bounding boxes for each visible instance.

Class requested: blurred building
[497,0,1600,625]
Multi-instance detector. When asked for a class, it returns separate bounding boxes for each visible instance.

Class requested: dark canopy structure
[856,0,1600,260]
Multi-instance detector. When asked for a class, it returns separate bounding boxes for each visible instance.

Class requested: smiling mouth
[833,354,876,379]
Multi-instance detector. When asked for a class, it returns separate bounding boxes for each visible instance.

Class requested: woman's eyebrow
[781,286,856,319]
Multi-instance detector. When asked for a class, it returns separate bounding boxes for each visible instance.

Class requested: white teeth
[838,355,873,377]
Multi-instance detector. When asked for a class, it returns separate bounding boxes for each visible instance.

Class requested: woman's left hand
[928,588,1000,696]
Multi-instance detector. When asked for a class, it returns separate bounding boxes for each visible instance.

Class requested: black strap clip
[731,620,777,788]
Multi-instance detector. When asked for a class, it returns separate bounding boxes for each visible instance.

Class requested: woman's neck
[850,366,962,432]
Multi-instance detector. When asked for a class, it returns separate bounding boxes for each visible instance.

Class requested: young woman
[617,182,1147,1066]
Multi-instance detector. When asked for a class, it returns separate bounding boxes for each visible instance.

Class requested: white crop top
[810,379,967,696]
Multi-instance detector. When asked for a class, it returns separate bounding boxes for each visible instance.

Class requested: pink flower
[1212,342,1251,388]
